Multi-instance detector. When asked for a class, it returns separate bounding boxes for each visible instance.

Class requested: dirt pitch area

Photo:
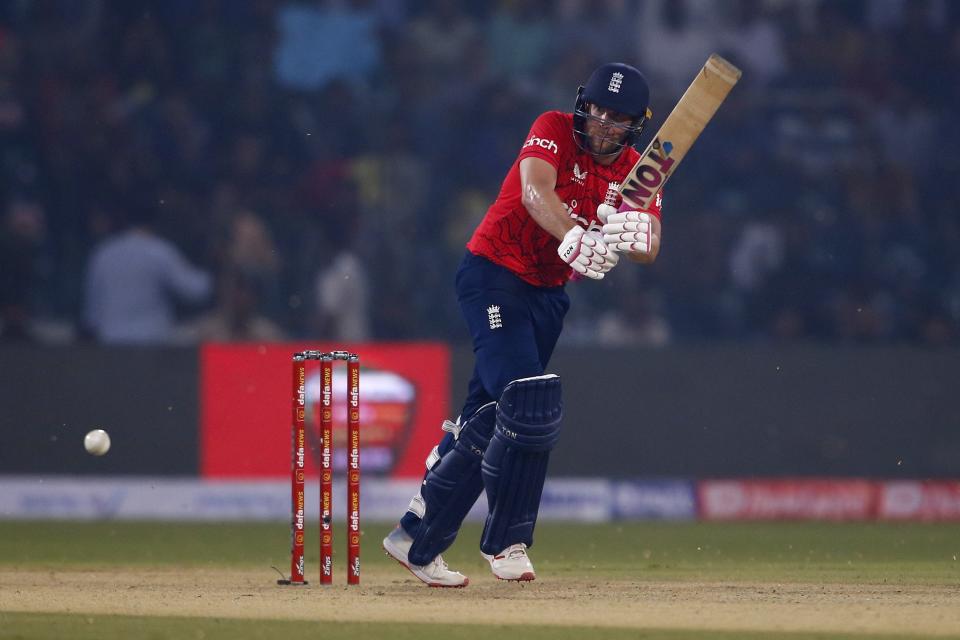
[2,568,959,636]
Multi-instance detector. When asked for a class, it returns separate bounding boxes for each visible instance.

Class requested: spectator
[636,0,718,97]
[721,0,787,85]
[554,0,638,64]
[729,219,785,293]
[313,248,370,342]
[182,268,285,343]
[215,208,284,321]
[83,196,212,344]
[273,0,382,91]
[407,0,480,76]
[485,0,553,85]
[871,82,939,176]
[0,197,47,341]
[0,2,956,346]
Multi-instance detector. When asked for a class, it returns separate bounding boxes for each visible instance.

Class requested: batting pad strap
[425,446,441,471]
[480,375,563,555]
[407,491,426,518]
[407,403,496,566]
[441,418,462,440]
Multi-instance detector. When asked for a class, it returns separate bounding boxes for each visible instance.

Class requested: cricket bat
[619,54,742,210]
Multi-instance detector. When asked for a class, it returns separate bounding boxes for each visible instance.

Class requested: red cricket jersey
[467,111,662,288]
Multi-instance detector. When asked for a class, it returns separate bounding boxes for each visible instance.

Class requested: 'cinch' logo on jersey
[523,136,558,154]
[487,305,503,330]
[608,72,624,93]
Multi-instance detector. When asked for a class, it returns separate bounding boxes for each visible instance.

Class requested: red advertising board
[200,343,449,478]
[699,479,877,521]
[879,481,960,521]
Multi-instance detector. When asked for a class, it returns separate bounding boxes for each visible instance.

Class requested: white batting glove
[557,226,619,280]
[596,203,618,223]
[601,210,653,254]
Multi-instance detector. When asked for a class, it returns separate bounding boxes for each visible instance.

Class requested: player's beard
[588,128,626,158]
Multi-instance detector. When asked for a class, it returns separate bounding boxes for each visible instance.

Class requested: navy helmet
[574,62,652,154]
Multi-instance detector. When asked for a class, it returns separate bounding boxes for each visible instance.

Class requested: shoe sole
[382,542,469,588]
[492,572,536,582]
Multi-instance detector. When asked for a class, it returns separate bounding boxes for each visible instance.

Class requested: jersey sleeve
[517,111,572,170]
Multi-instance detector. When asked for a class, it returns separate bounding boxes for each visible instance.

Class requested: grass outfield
[2,520,957,582]
[1,521,958,639]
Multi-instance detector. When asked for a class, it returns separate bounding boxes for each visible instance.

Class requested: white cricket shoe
[382,526,469,588]
[482,543,536,581]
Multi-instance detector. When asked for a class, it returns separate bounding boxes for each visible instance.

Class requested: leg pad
[480,375,562,555]
[407,402,496,566]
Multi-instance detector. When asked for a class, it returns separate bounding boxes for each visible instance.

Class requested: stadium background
[1,1,958,522]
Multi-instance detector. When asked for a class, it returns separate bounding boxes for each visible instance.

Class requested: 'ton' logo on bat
[621,137,676,205]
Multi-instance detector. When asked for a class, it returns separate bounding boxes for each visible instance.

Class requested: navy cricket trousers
[455,251,570,419]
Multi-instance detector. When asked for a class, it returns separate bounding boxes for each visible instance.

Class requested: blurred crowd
[0,0,958,346]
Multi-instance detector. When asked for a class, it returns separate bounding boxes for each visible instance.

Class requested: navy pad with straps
[480,374,562,555]
[407,402,496,566]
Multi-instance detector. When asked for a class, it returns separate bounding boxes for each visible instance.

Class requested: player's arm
[518,156,575,241]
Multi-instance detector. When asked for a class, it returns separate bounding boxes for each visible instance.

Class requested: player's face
[584,104,633,156]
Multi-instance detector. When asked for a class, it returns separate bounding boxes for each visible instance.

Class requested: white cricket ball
[84,429,111,456]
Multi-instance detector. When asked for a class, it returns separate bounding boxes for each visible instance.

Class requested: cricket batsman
[384,63,663,586]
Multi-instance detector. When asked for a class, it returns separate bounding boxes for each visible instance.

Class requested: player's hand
[557,226,619,280]
[601,209,653,254]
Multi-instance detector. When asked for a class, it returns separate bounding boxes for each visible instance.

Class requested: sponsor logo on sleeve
[523,136,558,154]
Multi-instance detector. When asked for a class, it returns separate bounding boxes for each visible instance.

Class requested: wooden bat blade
[619,54,742,211]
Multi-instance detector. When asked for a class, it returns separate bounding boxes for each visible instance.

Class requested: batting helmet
[574,63,652,153]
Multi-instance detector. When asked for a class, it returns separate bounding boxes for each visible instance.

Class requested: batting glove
[600,209,653,254]
[557,226,619,280]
